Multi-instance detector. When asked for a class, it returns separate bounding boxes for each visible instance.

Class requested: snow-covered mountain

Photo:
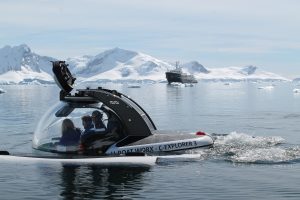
[0,44,55,84]
[182,61,210,74]
[68,47,173,83]
[293,78,300,82]
[0,44,290,84]
[195,65,288,82]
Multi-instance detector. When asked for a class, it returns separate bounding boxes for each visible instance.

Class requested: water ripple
[283,114,300,119]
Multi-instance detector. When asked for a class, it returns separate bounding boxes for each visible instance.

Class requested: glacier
[0,44,290,85]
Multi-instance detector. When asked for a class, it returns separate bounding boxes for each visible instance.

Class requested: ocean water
[1,82,300,199]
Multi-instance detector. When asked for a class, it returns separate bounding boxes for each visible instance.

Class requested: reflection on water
[59,166,150,200]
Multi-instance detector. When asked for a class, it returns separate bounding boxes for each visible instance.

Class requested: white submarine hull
[0,153,205,166]
[0,154,157,167]
[105,134,213,155]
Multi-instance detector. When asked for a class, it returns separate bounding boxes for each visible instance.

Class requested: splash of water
[215,132,284,148]
[189,132,300,164]
[210,132,300,164]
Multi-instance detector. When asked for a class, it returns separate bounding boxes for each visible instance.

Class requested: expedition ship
[165,62,198,84]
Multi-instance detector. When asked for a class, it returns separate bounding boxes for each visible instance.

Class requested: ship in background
[165,61,198,84]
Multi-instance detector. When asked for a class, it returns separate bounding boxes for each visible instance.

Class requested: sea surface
[1,82,300,199]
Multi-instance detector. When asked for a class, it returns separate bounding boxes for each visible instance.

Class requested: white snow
[0,68,53,85]
[182,61,209,74]
[0,44,55,84]
[195,66,288,82]
[0,44,290,84]
[0,88,5,93]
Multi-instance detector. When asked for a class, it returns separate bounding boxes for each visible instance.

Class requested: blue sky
[1,0,300,78]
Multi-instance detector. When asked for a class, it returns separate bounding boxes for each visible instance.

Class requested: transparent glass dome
[33,101,106,153]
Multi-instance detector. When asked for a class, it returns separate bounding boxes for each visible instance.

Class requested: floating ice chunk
[127,84,141,88]
[170,82,184,87]
[293,88,300,93]
[258,85,274,90]
[184,83,194,87]
[169,82,195,87]
[0,88,6,94]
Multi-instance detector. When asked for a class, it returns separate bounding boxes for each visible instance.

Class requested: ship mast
[175,61,180,69]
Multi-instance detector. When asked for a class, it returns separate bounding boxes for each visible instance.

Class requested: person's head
[92,110,102,120]
[92,110,102,125]
[61,118,75,133]
[81,115,93,129]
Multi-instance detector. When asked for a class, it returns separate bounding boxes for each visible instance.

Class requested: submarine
[0,61,213,166]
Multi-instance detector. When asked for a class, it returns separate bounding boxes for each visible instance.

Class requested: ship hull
[166,72,198,84]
